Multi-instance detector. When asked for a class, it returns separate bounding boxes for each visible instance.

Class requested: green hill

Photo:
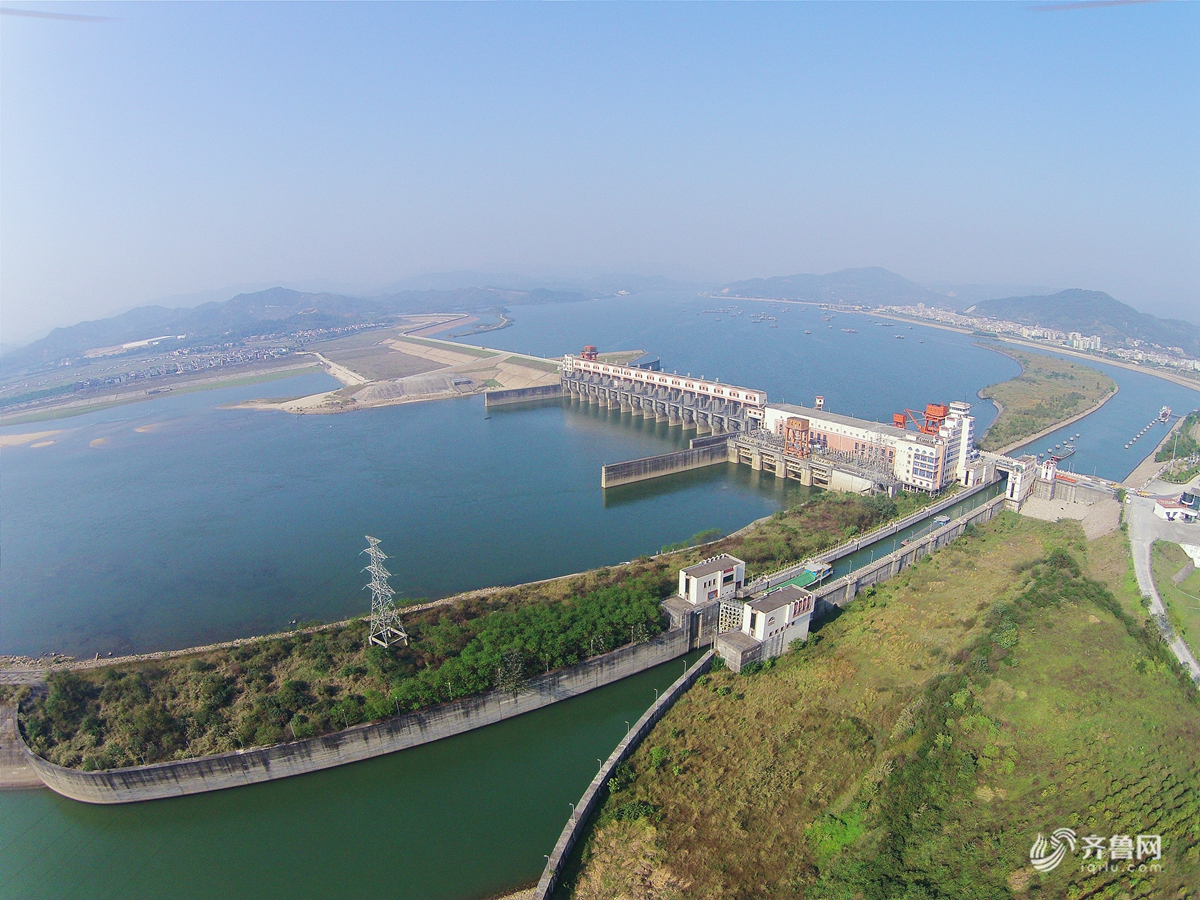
[564,517,1199,900]
[968,289,1200,356]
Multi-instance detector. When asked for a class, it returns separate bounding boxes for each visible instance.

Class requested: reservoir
[2,292,1195,900]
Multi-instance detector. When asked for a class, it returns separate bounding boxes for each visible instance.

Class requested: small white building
[742,585,814,648]
[678,554,745,605]
[1154,499,1198,523]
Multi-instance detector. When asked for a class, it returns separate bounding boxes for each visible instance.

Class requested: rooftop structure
[1155,499,1198,523]
[678,554,745,605]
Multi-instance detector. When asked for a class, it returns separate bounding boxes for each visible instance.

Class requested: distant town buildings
[887,303,1200,373]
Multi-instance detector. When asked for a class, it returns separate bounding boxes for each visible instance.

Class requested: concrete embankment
[1123,414,1190,489]
[747,479,999,594]
[601,443,731,488]
[18,629,691,804]
[485,384,564,407]
[808,494,1006,616]
[0,703,42,790]
[532,650,716,900]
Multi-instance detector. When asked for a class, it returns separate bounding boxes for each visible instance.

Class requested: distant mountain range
[966,289,1200,357]
[8,268,1197,372]
[2,285,593,371]
[720,268,1199,356]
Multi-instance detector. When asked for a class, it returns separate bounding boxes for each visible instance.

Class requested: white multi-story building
[741,585,813,647]
[678,554,745,605]
[761,399,978,492]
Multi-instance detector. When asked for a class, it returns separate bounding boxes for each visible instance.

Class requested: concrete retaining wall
[746,479,1001,594]
[19,628,691,805]
[689,433,732,450]
[484,384,564,407]
[809,494,1005,618]
[601,443,732,488]
[532,650,715,900]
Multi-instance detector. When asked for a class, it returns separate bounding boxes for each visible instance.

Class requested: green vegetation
[728,488,948,576]
[513,356,563,373]
[978,347,1116,451]
[659,529,724,554]
[1152,541,1200,660]
[1155,411,1199,466]
[0,383,75,410]
[23,578,667,769]
[21,490,951,767]
[566,516,1199,900]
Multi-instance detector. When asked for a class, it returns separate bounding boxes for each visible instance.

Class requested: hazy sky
[2,2,1197,342]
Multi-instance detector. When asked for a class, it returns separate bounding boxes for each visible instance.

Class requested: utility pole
[362,535,408,648]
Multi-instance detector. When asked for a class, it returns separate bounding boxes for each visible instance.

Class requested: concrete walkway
[0,703,43,789]
[1126,495,1200,682]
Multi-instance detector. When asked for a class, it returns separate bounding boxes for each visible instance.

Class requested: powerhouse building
[761,400,978,492]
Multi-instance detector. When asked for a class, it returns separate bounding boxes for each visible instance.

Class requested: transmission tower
[362,535,408,648]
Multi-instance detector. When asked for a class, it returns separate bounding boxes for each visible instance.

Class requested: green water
[0,655,697,900]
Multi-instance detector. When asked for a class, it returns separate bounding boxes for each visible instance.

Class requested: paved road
[1126,494,1200,682]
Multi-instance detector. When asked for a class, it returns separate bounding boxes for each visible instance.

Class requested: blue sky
[2,1,1197,341]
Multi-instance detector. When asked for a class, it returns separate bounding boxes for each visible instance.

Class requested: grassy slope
[20,491,937,769]
[565,516,1199,900]
[1152,541,1200,661]
[978,348,1116,452]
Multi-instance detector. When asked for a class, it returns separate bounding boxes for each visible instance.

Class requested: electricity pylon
[362,535,407,648]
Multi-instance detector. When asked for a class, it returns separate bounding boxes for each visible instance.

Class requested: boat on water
[804,329,812,334]
[918,339,924,343]
[1051,442,1076,462]
[841,328,858,333]
[894,334,905,339]
[1160,406,1172,422]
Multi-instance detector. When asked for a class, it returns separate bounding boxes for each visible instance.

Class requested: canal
[0,654,699,900]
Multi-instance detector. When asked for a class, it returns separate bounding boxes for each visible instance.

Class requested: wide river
[2,293,1196,900]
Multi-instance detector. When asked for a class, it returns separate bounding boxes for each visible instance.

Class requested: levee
[18,628,690,805]
[601,442,732,488]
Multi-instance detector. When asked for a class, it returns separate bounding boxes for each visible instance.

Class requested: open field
[1152,541,1200,662]
[13,491,953,769]
[319,344,441,382]
[388,334,500,359]
[565,515,1199,900]
[978,347,1117,452]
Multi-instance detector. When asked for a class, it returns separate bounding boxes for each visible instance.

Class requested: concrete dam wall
[484,384,564,407]
[601,442,732,488]
[19,628,691,805]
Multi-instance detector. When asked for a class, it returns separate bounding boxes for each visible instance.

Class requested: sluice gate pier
[560,354,766,435]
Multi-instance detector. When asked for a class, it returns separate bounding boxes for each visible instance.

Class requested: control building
[677,554,745,604]
[761,398,979,492]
